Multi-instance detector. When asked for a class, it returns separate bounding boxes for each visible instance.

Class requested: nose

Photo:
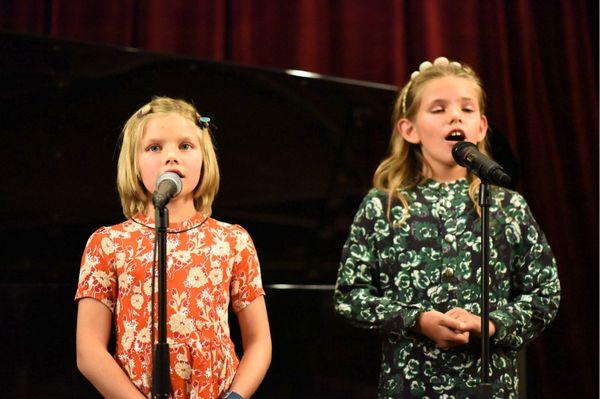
[164,146,179,164]
[449,106,463,123]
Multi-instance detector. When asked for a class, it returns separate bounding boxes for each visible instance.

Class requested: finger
[446,307,466,317]
[439,315,467,331]
[436,342,449,350]
[445,308,458,316]
[462,319,480,333]
[446,332,469,346]
[443,336,468,348]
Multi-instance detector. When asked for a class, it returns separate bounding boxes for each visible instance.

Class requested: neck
[147,196,198,223]
[424,163,467,183]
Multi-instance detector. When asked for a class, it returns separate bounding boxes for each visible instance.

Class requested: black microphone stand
[477,180,492,399]
[152,204,172,398]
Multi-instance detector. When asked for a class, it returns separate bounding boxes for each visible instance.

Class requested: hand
[445,307,496,338]
[412,310,470,349]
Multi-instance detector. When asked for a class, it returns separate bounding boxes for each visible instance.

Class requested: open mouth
[167,170,184,178]
[445,130,466,142]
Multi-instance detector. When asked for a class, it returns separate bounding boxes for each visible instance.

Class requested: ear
[398,118,421,144]
[476,115,488,142]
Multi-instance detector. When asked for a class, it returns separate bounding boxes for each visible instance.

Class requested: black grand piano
[0,32,517,398]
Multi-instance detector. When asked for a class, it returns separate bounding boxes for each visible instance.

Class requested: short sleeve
[74,227,118,312]
[229,225,265,313]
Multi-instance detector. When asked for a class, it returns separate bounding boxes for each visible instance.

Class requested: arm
[490,195,560,349]
[76,298,145,399]
[227,296,271,398]
[446,196,560,349]
[334,193,424,333]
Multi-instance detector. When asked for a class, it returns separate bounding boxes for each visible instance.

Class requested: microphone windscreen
[452,141,477,167]
[155,172,183,196]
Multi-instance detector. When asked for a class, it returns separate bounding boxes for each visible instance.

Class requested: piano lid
[0,31,397,230]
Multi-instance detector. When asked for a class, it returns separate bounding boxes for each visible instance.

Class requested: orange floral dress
[75,212,265,399]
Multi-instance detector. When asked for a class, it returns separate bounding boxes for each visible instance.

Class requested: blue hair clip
[198,116,211,129]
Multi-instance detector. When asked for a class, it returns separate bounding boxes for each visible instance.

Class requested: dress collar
[424,177,469,189]
[130,212,209,233]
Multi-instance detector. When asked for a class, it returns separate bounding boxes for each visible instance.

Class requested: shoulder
[366,187,388,199]
[207,217,255,245]
[85,219,143,247]
[359,188,388,211]
[493,187,528,207]
[492,187,531,216]
[491,187,540,229]
[206,217,247,234]
[348,189,389,228]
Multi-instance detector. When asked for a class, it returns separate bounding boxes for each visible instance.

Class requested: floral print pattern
[334,179,560,398]
[75,212,264,398]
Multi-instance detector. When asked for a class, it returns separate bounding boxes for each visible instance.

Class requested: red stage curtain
[1,1,597,397]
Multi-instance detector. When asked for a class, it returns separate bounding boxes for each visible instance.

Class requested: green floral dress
[334,179,560,398]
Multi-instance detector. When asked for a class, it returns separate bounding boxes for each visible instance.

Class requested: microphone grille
[155,172,183,195]
[452,141,477,167]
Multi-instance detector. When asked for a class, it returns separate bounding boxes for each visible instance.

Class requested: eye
[431,107,444,113]
[146,144,160,152]
[180,143,193,150]
[463,107,475,113]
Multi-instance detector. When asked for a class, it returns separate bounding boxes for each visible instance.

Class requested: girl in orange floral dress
[75,97,271,399]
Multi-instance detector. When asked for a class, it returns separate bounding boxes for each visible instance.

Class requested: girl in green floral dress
[334,57,560,398]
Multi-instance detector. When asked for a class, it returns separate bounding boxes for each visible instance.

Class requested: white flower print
[115,252,126,268]
[118,272,133,292]
[121,321,136,351]
[186,267,208,288]
[168,312,195,335]
[173,250,191,264]
[137,326,151,344]
[212,236,230,257]
[235,231,250,252]
[175,362,192,379]
[143,278,152,296]
[130,294,143,310]
[209,268,223,285]
[100,237,114,255]
[94,270,112,288]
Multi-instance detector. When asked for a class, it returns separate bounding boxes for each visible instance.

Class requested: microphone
[152,172,183,208]
[452,141,512,187]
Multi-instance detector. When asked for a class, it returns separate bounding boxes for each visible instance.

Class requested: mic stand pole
[152,205,172,398]
[477,180,492,399]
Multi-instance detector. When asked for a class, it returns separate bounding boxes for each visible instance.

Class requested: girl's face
[138,113,203,207]
[399,76,487,177]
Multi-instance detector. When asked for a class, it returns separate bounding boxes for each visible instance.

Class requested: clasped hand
[413,308,496,350]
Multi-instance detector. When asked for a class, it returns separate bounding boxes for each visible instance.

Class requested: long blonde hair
[116,96,220,218]
[373,61,490,223]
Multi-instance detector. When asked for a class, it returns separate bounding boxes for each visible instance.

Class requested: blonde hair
[116,96,220,218]
[373,60,490,223]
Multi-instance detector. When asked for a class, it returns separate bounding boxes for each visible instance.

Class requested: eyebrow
[141,133,198,143]
[429,97,476,104]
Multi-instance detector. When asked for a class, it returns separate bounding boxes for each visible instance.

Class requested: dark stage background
[0,1,598,398]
